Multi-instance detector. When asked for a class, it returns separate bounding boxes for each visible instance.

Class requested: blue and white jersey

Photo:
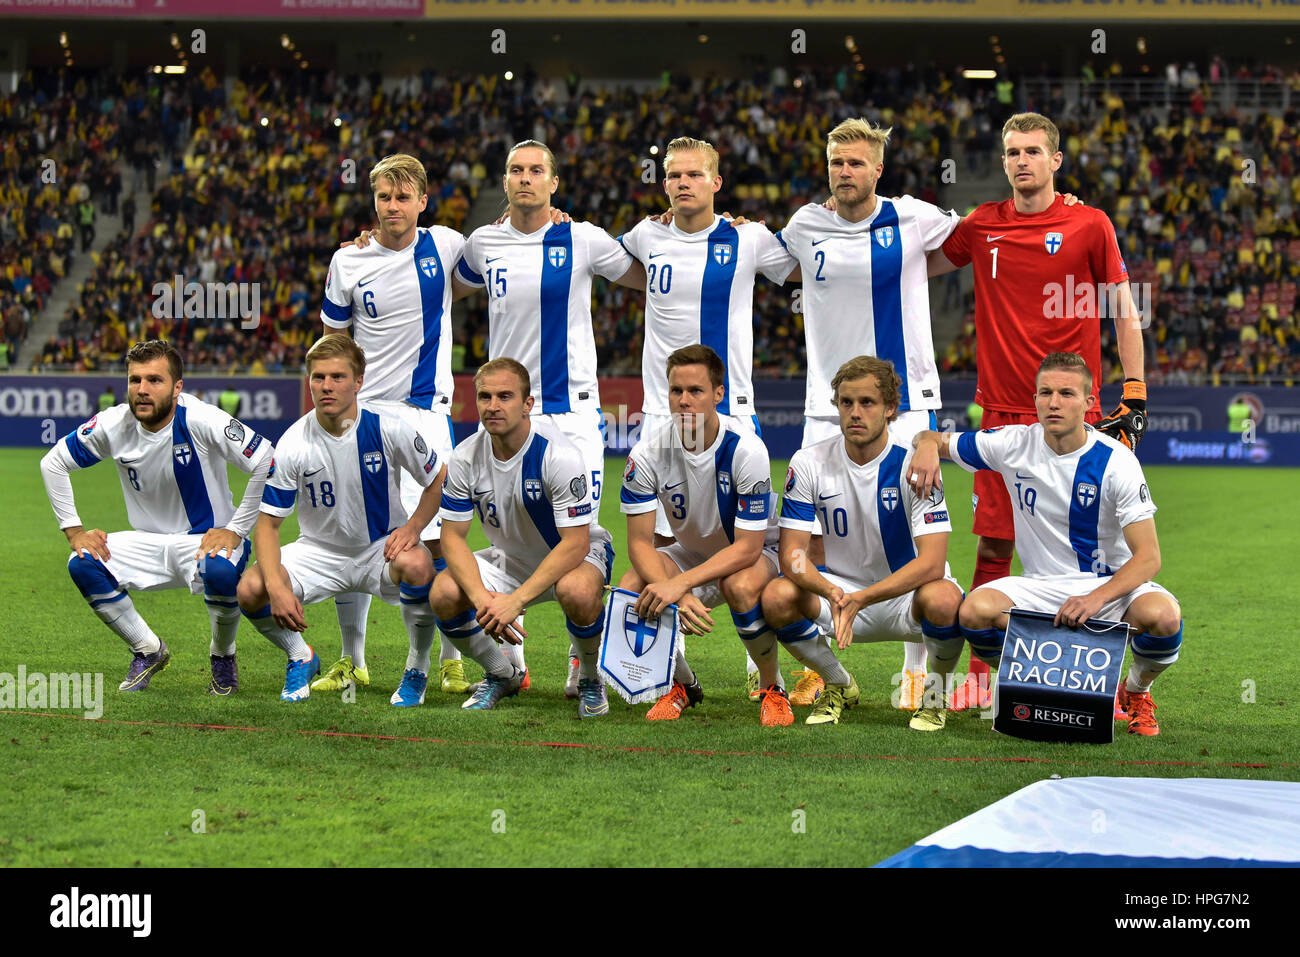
[260,405,438,553]
[41,394,274,537]
[455,219,633,415]
[780,436,952,591]
[776,196,960,418]
[438,420,611,584]
[950,424,1157,579]
[620,419,777,563]
[620,216,795,417]
[320,226,466,410]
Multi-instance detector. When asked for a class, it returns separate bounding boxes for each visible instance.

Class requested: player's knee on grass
[67,552,119,601]
[915,579,963,627]
[555,565,604,625]
[1126,594,1182,638]
[201,554,241,597]
[760,576,803,628]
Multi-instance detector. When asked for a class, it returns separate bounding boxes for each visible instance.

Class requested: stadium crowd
[18,64,1300,384]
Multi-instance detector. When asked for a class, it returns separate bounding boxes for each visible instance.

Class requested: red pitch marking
[4,710,1297,769]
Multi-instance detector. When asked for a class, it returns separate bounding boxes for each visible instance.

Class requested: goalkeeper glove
[1097,378,1147,451]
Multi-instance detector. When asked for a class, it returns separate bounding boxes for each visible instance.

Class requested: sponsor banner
[0,0,423,18]
[0,374,302,447]
[994,609,1128,744]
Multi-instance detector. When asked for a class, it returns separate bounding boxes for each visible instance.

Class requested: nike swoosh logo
[304,467,325,477]
[357,277,378,287]
[663,481,685,491]
[473,488,493,497]
[119,459,138,467]
[817,492,841,501]
[1014,472,1033,480]
[648,252,668,259]
[485,256,504,264]
[986,234,1007,242]
[811,237,835,246]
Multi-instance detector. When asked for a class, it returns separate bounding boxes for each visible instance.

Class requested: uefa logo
[1013,704,1031,720]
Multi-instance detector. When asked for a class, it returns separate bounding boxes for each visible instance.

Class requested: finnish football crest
[712,243,734,266]
[1075,482,1099,508]
[880,485,900,511]
[419,256,439,279]
[548,247,567,269]
[172,442,193,466]
[623,606,660,656]
[1045,232,1063,255]
[717,470,732,495]
[873,226,895,249]
[524,478,543,501]
[364,451,385,473]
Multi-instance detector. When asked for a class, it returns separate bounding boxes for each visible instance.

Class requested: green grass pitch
[2,448,1296,866]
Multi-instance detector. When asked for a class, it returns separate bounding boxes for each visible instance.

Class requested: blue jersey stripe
[713,430,741,543]
[63,432,101,469]
[520,434,561,548]
[321,297,350,323]
[877,445,916,572]
[868,202,911,411]
[261,485,296,509]
[456,257,484,285]
[440,493,473,513]
[701,219,739,415]
[171,404,215,533]
[620,487,657,506]
[539,223,574,414]
[409,231,447,409]
[1068,442,1114,574]
[356,409,391,544]
[956,431,993,471]
[781,498,815,522]
[774,230,788,250]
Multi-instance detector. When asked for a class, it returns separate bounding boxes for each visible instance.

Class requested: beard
[130,391,175,428]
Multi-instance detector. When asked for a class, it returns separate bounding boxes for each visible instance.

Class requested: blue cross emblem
[172,443,192,466]
[713,243,734,266]
[880,486,900,511]
[717,470,731,495]
[1076,482,1098,508]
[524,478,542,501]
[1045,232,1063,255]
[873,226,895,249]
[419,256,439,278]
[548,247,567,269]
[364,451,384,474]
[624,606,659,656]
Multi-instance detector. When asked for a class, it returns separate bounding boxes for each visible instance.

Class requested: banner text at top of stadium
[3,0,1300,21]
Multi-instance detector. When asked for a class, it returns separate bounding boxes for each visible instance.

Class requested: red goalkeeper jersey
[941,194,1129,414]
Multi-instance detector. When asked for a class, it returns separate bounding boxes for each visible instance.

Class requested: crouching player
[619,346,788,725]
[431,358,613,717]
[761,357,965,729]
[40,340,274,695]
[236,334,445,703]
[908,352,1182,735]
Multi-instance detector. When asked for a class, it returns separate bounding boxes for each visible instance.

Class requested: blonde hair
[474,357,532,397]
[306,334,366,379]
[1002,112,1061,155]
[369,153,428,198]
[826,118,892,164]
[506,139,558,179]
[664,136,720,177]
[831,355,901,423]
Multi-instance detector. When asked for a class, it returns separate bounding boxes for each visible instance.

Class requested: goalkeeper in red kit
[929,112,1148,710]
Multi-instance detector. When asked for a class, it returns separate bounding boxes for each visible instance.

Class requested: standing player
[908,352,1181,735]
[929,112,1148,710]
[430,358,614,717]
[453,140,644,691]
[619,345,789,725]
[40,340,274,695]
[319,153,460,697]
[773,118,964,709]
[761,357,964,729]
[619,136,797,699]
[237,335,442,704]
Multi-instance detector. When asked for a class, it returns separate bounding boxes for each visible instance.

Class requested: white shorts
[472,539,614,609]
[98,530,249,595]
[980,575,1176,624]
[641,411,761,538]
[658,540,779,609]
[812,568,961,642]
[280,539,401,607]
[368,399,456,541]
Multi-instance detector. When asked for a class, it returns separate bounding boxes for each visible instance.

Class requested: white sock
[335,592,371,669]
[502,638,526,672]
[97,595,161,655]
[439,636,462,664]
[438,610,513,679]
[673,643,696,686]
[744,649,758,675]
[902,639,927,673]
[246,608,311,660]
[402,603,436,674]
[208,606,239,657]
[775,621,851,686]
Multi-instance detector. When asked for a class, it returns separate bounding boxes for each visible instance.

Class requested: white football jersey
[620,419,777,563]
[780,436,952,590]
[42,394,274,537]
[776,196,960,418]
[321,225,465,410]
[950,424,1157,579]
[620,216,795,417]
[455,219,633,414]
[439,420,612,584]
[260,405,439,552]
